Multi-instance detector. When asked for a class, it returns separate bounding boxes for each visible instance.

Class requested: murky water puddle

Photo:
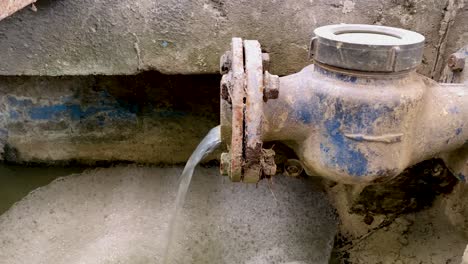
[0,164,84,214]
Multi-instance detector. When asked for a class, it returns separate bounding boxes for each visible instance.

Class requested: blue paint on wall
[456,127,463,135]
[29,104,69,120]
[6,92,138,125]
[9,110,20,120]
[7,97,33,107]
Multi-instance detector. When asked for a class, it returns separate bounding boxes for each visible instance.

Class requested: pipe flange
[219,38,279,183]
[310,24,425,72]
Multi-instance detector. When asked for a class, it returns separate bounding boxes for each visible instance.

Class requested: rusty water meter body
[220,24,468,184]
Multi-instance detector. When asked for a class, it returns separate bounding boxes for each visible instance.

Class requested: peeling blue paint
[322,119,368,177]
[334,99,395,133]
[317,97,398,177]
[6,91,139,127]
[9,110,20,120]
[7,97,33,107]
[161,40,169,48]
[293,97,326,125]
[457,173,466,182]
[295,102,313,124]
[29,104,69,120]
[456,127,463,135]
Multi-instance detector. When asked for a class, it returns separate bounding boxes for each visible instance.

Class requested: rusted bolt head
[220,152,230,176]
[284,159,303,177]
[262,53,270,72]
[263,71,279,101]
[220,51,232,74]
[448,53,465,71]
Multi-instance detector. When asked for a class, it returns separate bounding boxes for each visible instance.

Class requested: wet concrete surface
[0,164,84,214]
[0,166,337,264]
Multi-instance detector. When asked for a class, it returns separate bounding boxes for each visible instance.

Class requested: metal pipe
[219,24,468,184]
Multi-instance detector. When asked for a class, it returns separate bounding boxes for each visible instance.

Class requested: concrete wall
[0,0,467,164]
[0,74,220,164]
[0,0,466,76]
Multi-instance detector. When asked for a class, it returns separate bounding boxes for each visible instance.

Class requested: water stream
[163,125,221,263]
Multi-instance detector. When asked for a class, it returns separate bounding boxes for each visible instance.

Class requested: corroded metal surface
[260,62,468,184]
[243,40,264,183]
[220,25,467,184]
[220,38,279,182]
[440,46,468,84]
[0,0,35,21]
[226,38,244,182]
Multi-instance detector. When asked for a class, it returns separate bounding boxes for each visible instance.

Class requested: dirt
[328,161,468,264]
[331,197,467,264]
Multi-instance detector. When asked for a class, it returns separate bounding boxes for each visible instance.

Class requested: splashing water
[162,125,221,263]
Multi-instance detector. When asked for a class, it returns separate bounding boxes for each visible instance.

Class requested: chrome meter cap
[310,24,425,72]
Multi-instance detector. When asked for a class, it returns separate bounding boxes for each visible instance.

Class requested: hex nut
[262,53,270,72]
[220,152,230,176]
[263,71,279,101]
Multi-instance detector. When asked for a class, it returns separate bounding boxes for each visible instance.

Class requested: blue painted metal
[254,63,468,183]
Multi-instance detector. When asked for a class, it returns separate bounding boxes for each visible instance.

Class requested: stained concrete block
[0,73,220,164]
[0,0,461,76]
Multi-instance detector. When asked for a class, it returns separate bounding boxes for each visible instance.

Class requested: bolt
[448,53,465,71]
[219,51,232,74]
[262,53,270,72]
[263,71,279,101]
[284,159,303,177]
[220,152,230,176]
